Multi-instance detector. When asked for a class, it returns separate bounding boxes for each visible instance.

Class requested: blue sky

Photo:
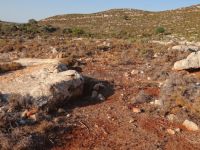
[0,0,199,23]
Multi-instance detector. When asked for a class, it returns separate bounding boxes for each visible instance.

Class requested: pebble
[19,119,27,125]
[132,107,141,113]
[140,71,144,74]
[131,69,139,75]
[175,128,181,133]
[66,113,71,118]
[58,108,65,113]
[150,100,163,106]
[93,83,105,91]
[21,110,28,118]
[154,100,163,106]
[97,94,105,101]
[167,129,175,135]
[107,114,111,119]
[167,114,176,122]
[30,114,38,122]
[183,120,199,131]
[53,117,64,123]
[91,90,98,98]
[124,72,130,78]
[129,119,135,123]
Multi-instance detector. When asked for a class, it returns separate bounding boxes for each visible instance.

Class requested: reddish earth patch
[51,50,200,150]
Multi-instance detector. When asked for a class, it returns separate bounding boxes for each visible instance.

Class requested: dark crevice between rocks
[61,75,115,110]
[186,68,200,73]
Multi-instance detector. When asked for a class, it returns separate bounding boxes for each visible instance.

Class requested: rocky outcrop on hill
[172,45,199,52]
[173,51,200,70]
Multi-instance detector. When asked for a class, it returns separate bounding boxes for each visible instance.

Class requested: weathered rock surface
[14,58,63,67]
[0,60,84,110]
[172,45,199,52]
[173,51,200,70]
[183,120,199,131]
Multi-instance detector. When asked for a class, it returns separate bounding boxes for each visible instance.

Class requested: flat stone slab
[0,60,84,110]
[14,58,63,67]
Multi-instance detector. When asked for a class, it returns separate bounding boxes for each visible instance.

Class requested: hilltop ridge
[39,4,200,40]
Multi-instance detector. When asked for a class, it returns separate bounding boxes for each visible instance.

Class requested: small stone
[129,119,135,123]
[132,124,137,128]
[140,71,144,74]
[167,114,176,122]
[183,120,199,131]
[147,77,151,80]
[124,72,130,77]
[29,114,38,122]
[19,119,27,125]
[132,107,141,113]
[21,110,28,118]
[175,128,181,132]
[107,114,111,119]
[53,117,64,123]
[93,83,105,91]
[167,129,175,135]
[153,53,159,58]
[154,100,163,106]
[131,69,139,75]
[97,94,105,101]
[66,114,71,118]
[158,82,163,87]
[53,118,59,123]
[91,90,98,98]
[196,82,200,86]
[58,108,65,113]
[150,101,154,105]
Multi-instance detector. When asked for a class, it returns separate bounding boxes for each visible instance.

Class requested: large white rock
[0,62,84,109]
[183,120,199,131]
[173,51,200,70]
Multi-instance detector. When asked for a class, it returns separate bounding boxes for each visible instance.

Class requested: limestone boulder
[0,61,84,110]
[173,51,200,70]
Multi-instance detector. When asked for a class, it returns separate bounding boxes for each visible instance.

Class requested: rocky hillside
[40,4,200,40]
[0,4,200,150]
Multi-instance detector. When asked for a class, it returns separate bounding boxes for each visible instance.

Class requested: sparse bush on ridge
[28,19,38,25]
[41,25,58,33]
[71,27,85,36]
[155,26,165,34]
[62,27,90,37]
[0,24,18,33]
[63,28,73,34]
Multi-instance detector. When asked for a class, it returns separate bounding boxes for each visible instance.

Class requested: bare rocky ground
[0,36,200,150]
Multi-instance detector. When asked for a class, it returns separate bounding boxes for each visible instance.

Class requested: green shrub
[63,28,73,34]
[72,28,85,36]
[42,25,58,33]
[1,24,18,33]
[17,24,38,34]
[28,19,37,25]
[156,27,165,34]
